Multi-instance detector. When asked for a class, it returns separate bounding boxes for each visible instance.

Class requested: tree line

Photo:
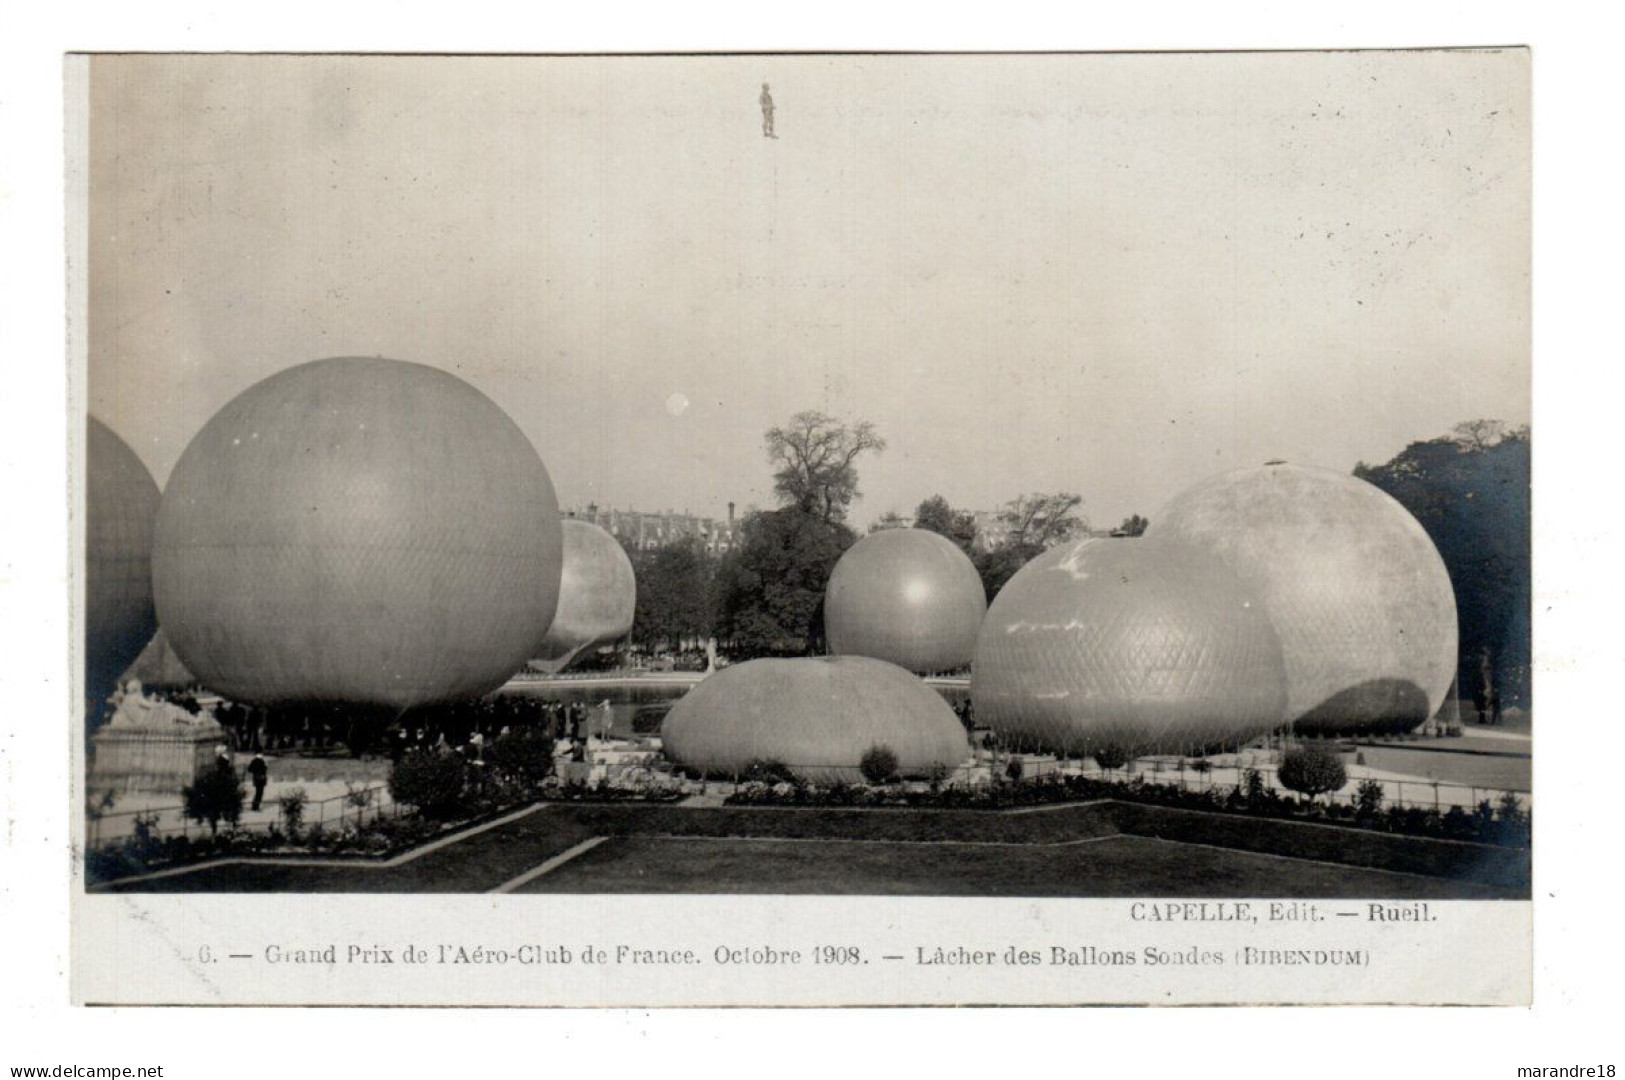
[623,411,1139,658]
[1355,420,1530,707]
[622,410,1530,708]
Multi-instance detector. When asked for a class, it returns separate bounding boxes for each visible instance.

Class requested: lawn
[517,834,1519,899]
[98,799,1526,898]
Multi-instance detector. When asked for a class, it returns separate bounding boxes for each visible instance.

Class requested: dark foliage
[182,768,245,835]
[388,749,470,819]
[912,495,979,556]
[628,536,717,650]
[1114,514,1150,537]
[742,759,799,784]
[481,727,557,797]
[859,744,900,785]
[711,507,856,657]
[721,771,1531,848]
[1355,423,1531,705]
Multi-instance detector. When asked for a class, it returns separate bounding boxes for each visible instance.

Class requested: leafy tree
[1276,747,1349,802]
[712,507,855,657]
[1115,514,1149,537]
[1355,422,1530,705]
[764,411,886,524]
[182,768,245,835]
[912,494,979,555]
[629,536,716,649]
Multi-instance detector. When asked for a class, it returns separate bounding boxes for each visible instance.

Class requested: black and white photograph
[67,48,1532,1006]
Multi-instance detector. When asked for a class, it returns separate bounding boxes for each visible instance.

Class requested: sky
[85,51,1529,530]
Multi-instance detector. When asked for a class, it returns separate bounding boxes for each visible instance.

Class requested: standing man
[247,752,269,812]
[759,82,777,139]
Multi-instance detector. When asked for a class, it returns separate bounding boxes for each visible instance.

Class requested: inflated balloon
[661,656,971,783]
[1152,462,1458,736]
[825,528,986,673]
[531,520,636,673]
[152,357,563,710]
[973,537,1288,757]
[86,417,160,708]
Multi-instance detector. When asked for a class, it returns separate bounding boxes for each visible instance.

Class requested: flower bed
[86,761,686,885]
[722,771,1531,848]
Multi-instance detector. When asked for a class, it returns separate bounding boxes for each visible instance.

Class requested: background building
[565,502,743,556]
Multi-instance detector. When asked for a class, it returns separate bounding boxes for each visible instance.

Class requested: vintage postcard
[69,49,1531,1006]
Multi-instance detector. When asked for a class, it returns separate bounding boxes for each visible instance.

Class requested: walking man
[247,752,268,811]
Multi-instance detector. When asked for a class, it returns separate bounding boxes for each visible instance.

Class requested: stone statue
[108,678,204,728]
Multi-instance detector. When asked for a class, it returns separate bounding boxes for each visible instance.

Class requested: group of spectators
[385,698,614,764]
[194,693,621,758]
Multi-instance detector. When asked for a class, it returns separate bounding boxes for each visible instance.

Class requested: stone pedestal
[90,718,227,795]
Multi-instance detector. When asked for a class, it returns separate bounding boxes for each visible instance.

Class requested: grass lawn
[100,799,1525,898]
[518,834,1519,899]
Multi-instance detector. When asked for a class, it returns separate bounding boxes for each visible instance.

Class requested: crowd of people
[187,694,615,757]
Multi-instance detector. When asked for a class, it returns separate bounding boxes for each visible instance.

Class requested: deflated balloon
[531,520,636,673]
[661,655,971,783]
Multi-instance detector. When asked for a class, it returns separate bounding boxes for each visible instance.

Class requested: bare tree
[998,492,1086,549]
[1451,419,1507,451]
[764,411,886,524]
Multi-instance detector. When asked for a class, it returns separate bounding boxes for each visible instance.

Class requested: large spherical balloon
[152,357,563,710]
[86,417,161,707]
[1152,462,1458,736]
[825,528,987,673]
[532,520,636,672]
[973,537,1288,757]
[661,656,971,783]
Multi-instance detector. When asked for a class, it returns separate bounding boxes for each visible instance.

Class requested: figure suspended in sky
[760,82,777,139]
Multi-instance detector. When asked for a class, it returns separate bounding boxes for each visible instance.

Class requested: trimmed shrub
[1093,745,1130,772]
[1277,747,1348,802]
[860,744,901,785]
